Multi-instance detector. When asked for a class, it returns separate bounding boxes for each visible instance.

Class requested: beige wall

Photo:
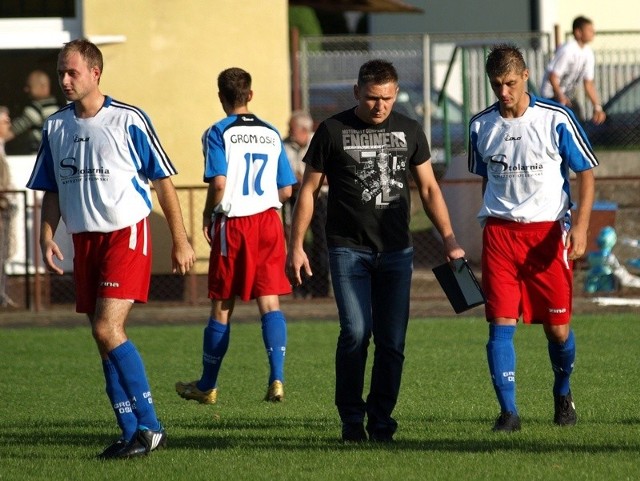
[556,1,640,32]
[82,0,291,273]
[83,0,291,187]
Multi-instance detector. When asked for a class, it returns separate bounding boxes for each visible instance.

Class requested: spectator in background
[283,110,330,298]
[0,106,17,308]
[6,70,62,154]
[540,15,606,125]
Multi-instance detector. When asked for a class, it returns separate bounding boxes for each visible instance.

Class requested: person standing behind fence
[26,39,196,459]
[175,67,296,406]
[469,44,597,432]
[540,15,606,125]
[283,110,330,298]
[0,106,17,308]
[5,70,62,154]
[287,59,465,443]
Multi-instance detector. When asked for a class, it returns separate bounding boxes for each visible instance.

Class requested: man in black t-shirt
[287,59,465,443]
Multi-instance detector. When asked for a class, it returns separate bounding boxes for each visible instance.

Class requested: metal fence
[575,30,640,107]
[297,32,553,167]
[1,189,32,309]
[297,31,640,156]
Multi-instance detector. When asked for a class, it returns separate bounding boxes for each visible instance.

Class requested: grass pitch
[0,313,638,481]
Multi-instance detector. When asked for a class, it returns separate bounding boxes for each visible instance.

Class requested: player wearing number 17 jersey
[176,67,296,405]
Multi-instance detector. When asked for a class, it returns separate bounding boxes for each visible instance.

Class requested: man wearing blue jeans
[287,59,464,442]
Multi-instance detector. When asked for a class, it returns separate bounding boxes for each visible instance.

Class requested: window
[0,0,75,18]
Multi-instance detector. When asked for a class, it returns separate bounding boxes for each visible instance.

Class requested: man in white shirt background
[540,15,607,125]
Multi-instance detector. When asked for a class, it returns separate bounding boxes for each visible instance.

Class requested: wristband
[594,104,603,112]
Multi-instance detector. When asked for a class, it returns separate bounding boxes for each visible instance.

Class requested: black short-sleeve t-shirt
[303,107,431,252]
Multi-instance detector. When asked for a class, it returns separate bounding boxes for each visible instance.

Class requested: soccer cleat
[175,380,217,404]
[554,391,577,426]
[96,438,128,460]
[341,422,367,443]
[264,380,284,402]
[492,411,522,432]
[113,425,167,459]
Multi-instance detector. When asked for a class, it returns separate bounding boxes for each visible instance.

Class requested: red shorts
[208,209,291,301]
[481,218,573,325]
[72,218,152,313]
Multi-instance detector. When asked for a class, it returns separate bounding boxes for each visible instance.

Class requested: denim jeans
[329,246,413,435]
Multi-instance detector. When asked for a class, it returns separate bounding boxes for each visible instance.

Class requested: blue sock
[102,359,137,441]
[548,329,575,396]
[486,325,518,414]
[261,311,287,384]
[197,318,230,391]
[108,340,160,432]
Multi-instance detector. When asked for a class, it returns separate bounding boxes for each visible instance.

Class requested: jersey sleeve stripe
[534,98,599,168]
[109,99,177,176]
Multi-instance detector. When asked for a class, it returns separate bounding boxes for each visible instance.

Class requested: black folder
[432,258,486,313]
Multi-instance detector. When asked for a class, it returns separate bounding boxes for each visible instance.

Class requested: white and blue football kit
[469,94,598,427]
[27,96,177,233]
[195,113,295,399]
[202,113,296,218]
[469,94,598,227]
[26,95,177,453]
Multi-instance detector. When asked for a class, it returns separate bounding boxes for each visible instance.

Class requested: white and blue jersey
[468,94,598,227]
[202,113,296,218]
[26,96,176,233]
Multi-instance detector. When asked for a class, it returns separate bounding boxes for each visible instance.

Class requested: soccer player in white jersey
[469,44,598,432]
[175,68,296,405]
[540,16,606,125]
[26,39,196,459]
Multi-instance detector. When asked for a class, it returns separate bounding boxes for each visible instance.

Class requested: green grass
[1,314,639,481]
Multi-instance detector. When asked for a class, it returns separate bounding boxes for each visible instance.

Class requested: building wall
[370,0,532,34]
[83,0,292,187]
[554,0,640,32]
[370,0,639,39]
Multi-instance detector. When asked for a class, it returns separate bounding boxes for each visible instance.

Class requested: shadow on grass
[2,415,640,459]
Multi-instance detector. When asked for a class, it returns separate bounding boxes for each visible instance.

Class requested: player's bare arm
[584,79,606,125]
[285,166,323,286]
[411,161,465,262]
[39,191,64,275]
[567,169,595,260]
[202,176,225,245]
[278,184,293,204]
[152,176,196,275]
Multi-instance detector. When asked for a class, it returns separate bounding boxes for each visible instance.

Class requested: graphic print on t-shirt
[342,127,408,208]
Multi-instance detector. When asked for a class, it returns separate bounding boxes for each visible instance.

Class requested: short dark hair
[357,59,398,87]
[485,43,527,77]
[217,68,252,108]
[572,16,593,32]
[60,39,103,73]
